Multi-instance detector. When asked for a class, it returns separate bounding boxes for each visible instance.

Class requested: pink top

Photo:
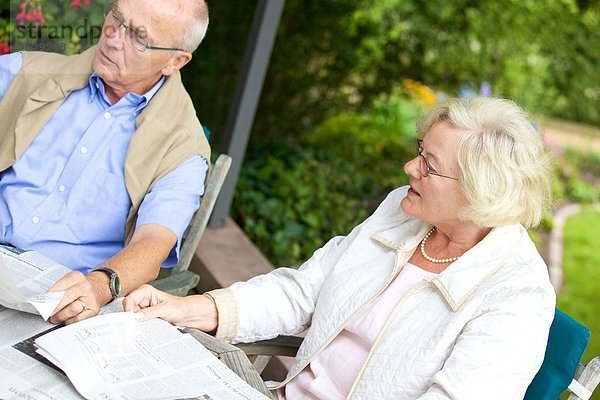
[280,263,438,399]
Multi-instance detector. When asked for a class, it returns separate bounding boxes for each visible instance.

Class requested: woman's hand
[123,284,218,332]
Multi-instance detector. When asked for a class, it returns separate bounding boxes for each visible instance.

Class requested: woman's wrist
[179,293,219,332]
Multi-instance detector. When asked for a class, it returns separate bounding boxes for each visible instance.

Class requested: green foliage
[233,143,369,266]
[306,92,420,191]
[180,1,256,150]
[558,208,600,394]
[241,0,600,138]
[553,149,600,204]
[1,0,111,55]
[232,95,419,266]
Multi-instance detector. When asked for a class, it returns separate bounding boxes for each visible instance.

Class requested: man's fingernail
[134,312,145,321]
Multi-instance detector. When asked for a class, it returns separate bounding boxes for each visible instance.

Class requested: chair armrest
[184,328,274,399]
[568,356,600,400]
[235,336,304,375]
[149,270,200,296]
[237,336,304,358]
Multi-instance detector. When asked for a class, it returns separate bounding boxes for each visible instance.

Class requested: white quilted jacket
[210,186,556,399]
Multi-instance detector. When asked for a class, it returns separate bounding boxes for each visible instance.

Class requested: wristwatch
[92,267,121,303]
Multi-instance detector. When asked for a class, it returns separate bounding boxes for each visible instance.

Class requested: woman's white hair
[418,97,552,228]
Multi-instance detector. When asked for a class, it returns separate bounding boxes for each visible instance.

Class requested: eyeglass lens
[104,4,148,51]
[416,140,430,177]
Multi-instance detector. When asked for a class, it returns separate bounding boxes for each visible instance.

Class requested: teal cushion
[524,308,590,399]
[202,125,211,140]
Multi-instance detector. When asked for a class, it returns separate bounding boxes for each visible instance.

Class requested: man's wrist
[89,267,121,303]
[87,271,113,305]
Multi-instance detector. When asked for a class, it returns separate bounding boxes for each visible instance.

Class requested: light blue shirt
[0,52,208,273]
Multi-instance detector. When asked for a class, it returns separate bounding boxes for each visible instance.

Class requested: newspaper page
[0,244,69,319]
[0,305,84,399]
[0,300,126,400]
[35,312,270,400]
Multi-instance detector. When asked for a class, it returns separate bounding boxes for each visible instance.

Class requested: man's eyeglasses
[103,3,186,53]
[416,139,459,181]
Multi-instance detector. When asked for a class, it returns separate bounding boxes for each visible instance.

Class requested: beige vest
[0,46,211,244]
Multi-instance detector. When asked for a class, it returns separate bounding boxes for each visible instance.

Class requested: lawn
[557,207,600,398]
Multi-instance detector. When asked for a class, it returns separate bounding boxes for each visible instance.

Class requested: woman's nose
[404,156,422,179]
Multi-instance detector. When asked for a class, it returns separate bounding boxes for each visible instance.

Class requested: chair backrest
[150,153,231,295]
[172,153,232,275]
[525,308,591,400]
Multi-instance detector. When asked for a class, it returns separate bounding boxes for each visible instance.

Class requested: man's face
[92,0,183,96]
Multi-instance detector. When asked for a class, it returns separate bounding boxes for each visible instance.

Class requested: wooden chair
[235,309,600,400]
[149,154,232,296]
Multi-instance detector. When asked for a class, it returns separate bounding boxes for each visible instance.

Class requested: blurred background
[2,0,599,393]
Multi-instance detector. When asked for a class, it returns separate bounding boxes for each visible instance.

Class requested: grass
[557,206,600,398]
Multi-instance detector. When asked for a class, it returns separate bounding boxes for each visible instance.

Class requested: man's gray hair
[178,0,209,53]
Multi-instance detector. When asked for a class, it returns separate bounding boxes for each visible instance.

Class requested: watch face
[113,275,121,296]
[95,267,120,299]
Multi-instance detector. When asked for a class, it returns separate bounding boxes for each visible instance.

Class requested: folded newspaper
[34,312,270,400]
[0,244,68,320]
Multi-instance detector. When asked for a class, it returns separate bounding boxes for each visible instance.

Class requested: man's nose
[102,24,126,49]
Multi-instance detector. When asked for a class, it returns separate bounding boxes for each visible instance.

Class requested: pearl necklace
[420,227,460,264]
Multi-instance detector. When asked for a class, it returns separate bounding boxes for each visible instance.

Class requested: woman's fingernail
[134,312,145,321]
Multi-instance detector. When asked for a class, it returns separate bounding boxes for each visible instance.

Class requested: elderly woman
[124,97,555,399]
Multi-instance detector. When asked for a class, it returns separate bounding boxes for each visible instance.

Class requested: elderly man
[0,0,210,324]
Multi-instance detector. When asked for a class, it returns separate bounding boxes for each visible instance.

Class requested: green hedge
[232,94,420,266]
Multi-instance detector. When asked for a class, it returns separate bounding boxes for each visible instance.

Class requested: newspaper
[0,244,69,320]
[34,312,270,400]
[0,245,269,400]
[0,305,84,399]
[0,301,128,400]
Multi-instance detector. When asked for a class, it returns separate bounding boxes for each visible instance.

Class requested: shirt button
[58,185,66,192]
[32,216,40,224]
[104,112,111,119]
[80,146,88,154]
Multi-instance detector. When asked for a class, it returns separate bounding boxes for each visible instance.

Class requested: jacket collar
[372,220,525,311]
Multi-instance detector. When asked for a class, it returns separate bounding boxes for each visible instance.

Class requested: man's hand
[48,270,112,325]
[124,284,218,332]
[47,224,176,325]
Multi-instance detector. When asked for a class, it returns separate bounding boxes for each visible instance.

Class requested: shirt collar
[88,73,166,112]
[372,218,525,311]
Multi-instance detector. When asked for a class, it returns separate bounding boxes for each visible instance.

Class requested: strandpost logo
[14,19,102,51]
[5,0,111,55]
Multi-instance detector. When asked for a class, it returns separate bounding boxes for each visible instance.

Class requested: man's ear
[162,52,193,76]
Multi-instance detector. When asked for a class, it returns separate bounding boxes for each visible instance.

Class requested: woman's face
[400,120,468,227]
